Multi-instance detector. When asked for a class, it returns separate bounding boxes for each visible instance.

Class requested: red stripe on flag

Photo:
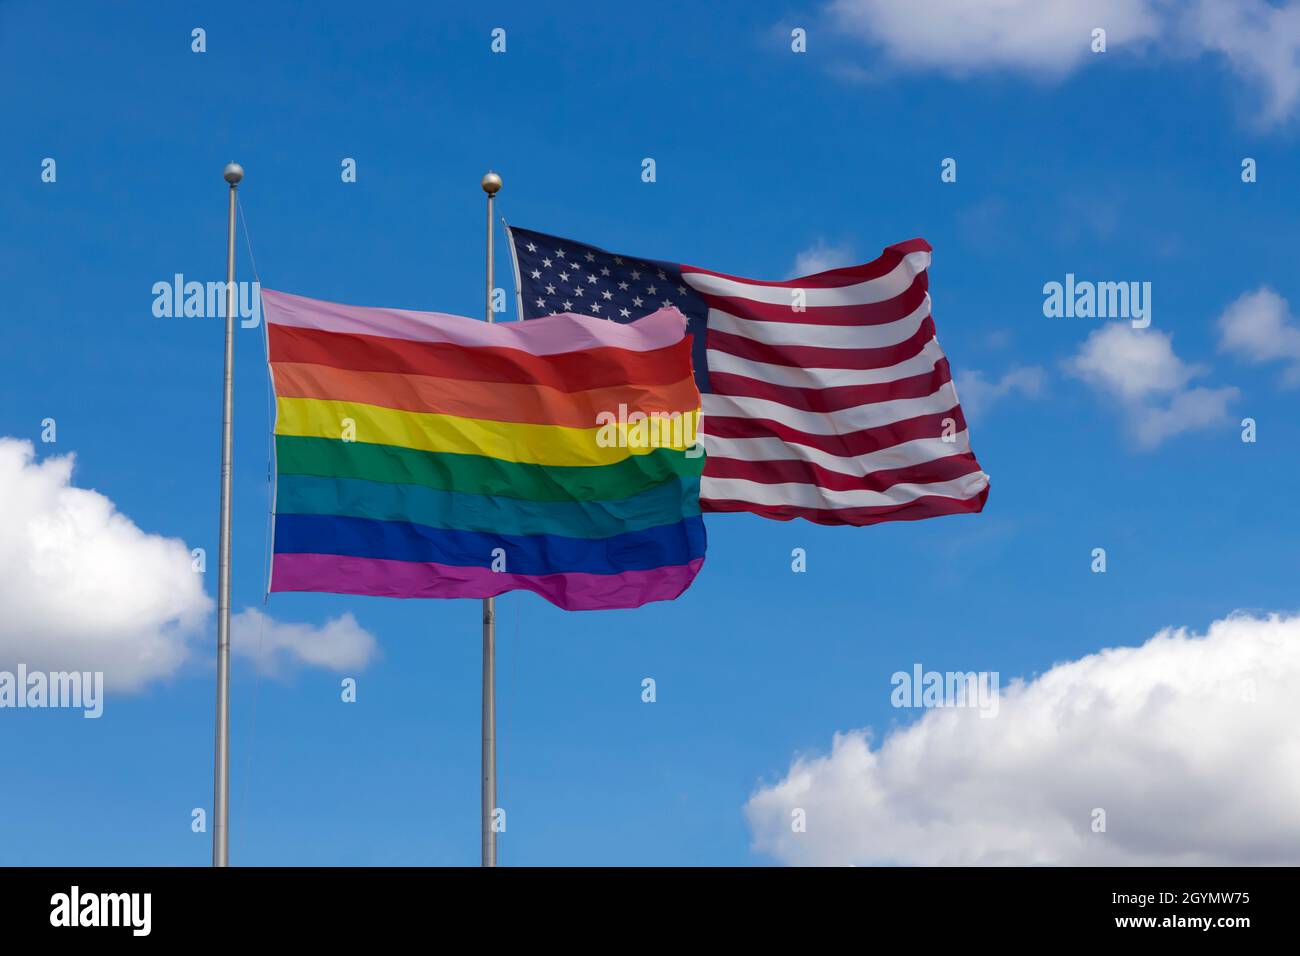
[707,358,951,413]
[681,238,931,289]
[705,317,936,371]
[699,486,989,527]
[695,273,929,326]
[702,452,983,494]
[269,324,696,392]
[702,407,968,459]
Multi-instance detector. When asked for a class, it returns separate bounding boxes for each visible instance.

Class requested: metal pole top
[481,171,502,195]
[223,162,244,185]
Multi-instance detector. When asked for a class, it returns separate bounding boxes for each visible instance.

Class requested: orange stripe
[271,361,701,428]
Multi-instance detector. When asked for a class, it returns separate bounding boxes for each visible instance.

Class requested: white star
[559,272,569,282]
[570,261,582,271]
[589,302,601,313]
[677,285,687,295]
[614,256,624,265]
[657,270,667,280]
[600,267,611,277]
[542,257,552,268]
[585,252,596,262]
[545,284,556,295]
[661,299,672,308]
[647,284,657,295]
[632,296,644,307]
[573,287,585,297]
[601,289,613,300]
[630,269,641,280]
[526,242,537,253]
[530,269,541,280]
[555,249,566,258]
[619,308,631,318]
[562,300,573,310]
[586,274,598,284]
[618,281,629,291]
[535,298,546,308]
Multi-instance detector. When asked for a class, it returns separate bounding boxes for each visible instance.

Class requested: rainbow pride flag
[263,290,706,610]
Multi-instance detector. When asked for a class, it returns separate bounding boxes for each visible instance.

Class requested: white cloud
[0,438,210,690]
[824,0,1300,125]
[791,240,856,278]
[1065,324,1237,447]
[745,611,1300,865]
[232,608,378,677]
[1217,286,1300,386]
[1067,323,1200,401]
[0,439,372,690]
[1186,1,1300,125]
[1130,385,1239,448]
[955,366,1046,416]
[827,0,1162,76]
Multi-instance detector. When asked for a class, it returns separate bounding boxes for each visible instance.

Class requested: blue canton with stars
[506,226,711,393]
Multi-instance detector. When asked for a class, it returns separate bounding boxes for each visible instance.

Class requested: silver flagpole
[214,161,242,867]
[480,170,501,867]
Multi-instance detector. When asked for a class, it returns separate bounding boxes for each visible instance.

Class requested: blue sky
[3,0,1300,866]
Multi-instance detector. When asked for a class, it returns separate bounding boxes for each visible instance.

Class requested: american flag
[506,226,989,526]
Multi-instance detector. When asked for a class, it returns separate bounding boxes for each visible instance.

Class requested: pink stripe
[262,289,687,354]
[271,553,705,611]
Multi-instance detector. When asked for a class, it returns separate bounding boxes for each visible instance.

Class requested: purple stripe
[262,289,687,354]
[271,552,705,611]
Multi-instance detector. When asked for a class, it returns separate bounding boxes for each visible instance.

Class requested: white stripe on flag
[705,295,930,349]
[702,382,960,435]
[700,470,990,510]
[701,432,974,475]
[705,338,947,389]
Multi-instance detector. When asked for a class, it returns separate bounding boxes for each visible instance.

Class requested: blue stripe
[274,512,707,576]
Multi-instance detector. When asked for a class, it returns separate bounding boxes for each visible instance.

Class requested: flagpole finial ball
[223,162,244,185]
[481,171,502,195]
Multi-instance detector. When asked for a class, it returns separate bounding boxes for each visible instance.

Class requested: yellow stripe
[275,397,700,467]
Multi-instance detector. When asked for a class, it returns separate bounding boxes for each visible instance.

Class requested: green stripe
[277,472,701,538]
[275,435,705,503]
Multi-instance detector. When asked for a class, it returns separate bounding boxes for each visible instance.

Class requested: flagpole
[214,161,242,867]
[481,170,502,867]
